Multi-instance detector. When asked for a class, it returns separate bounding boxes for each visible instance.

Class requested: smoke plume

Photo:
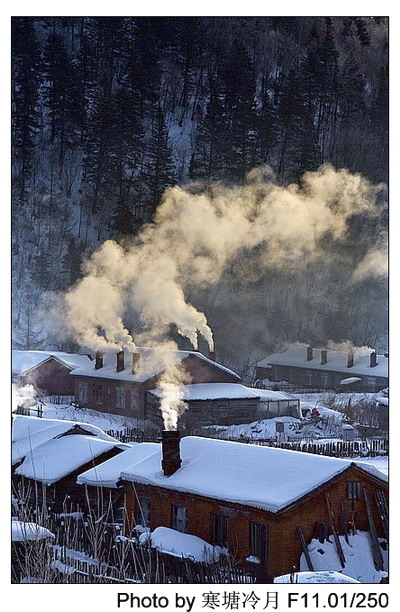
[352,243,388,282]
[55,164,386,428]
[63,165,384,352]
[12,383,37,412]
[157,364,191,431]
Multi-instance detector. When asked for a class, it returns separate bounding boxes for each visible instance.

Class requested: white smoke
[352,244,388,283]
[12,383,37,412]
[54,164,385,428]
[62,165,384,352]
[326,340,375,356]
[157,364,191,431]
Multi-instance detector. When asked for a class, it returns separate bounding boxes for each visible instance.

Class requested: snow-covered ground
[205,410,345,441]
[274,570,361,584]
[300,531,388,584]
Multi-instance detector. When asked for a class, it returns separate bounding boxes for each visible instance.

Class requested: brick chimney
[116,350,124,372]
[95,351,103,370]
[347,351,354,368]
[370,351,377,368]
[131,352,140,374]
[321,350,327,365]
[208,349,216,361]
[161,430,182,476]
[306,346,313,361]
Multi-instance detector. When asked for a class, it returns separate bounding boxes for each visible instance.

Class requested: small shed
[147,383,301,430]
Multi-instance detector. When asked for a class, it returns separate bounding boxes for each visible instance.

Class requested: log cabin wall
[122,465,387,580]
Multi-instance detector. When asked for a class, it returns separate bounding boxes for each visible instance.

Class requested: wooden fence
[222,437,388,458]
[107,429,388,458]
[50,539,258,584]
[106,428,162,444]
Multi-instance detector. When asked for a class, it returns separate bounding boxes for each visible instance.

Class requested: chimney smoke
[347,351,354,368]
[306,346,313,361]
[370,351,377,368]
[161,430,182,476]
[131,352,140,374]
[116,350,124,372]
[321,349,328,365]
[95,351,103,370]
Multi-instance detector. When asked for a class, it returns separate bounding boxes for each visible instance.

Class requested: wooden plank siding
[73,354,241,423]
[256,364,388,393]
[122,465,387,581]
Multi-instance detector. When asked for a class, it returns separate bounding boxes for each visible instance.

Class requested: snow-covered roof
[15,434,127,485]
[12,415,119,465]
[78,436,386,513]
[77,442,159,488]
[12,521,55,542]
[70,347,240,383]
[12,350,91,376]
[149,383,294,402]
[258,347,388,378]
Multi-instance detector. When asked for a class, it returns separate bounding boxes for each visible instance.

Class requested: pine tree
[82,80,116,215]
[61,238,84,285]
[142,106,175,219]
[254,90,276,166]
[42,32,84,165]
[12,18,42,204]
[221,40,258,181]
[130,18,162,107]
[191,82,227,179]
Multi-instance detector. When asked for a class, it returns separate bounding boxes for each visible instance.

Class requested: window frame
[172,504,188,533]
[346,481,361,500]
[249,522,268,563]
[115,386,126,410]
[136,496,151,528]
[210,513,228,546]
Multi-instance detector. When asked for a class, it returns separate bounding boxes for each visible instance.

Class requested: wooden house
[70,348,241,426]
[12,415,128,513]
[256,346,388,392]
[147,383,301,430]
[77,432,388,582]
[12,350,92,397]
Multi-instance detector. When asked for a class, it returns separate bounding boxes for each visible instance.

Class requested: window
[116,386,126,410]
[249,522,268,563]
[210,513,228,546]
[92,383,103,404]
[367,377,376,391]
[114,505,124,524]
[130,389,140,412]
[78,382,88,403]
[305,371,313,385]
[136,496,151,528]
[172,504,187,533]
[346,481,361,500]
[321,373,329,388]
